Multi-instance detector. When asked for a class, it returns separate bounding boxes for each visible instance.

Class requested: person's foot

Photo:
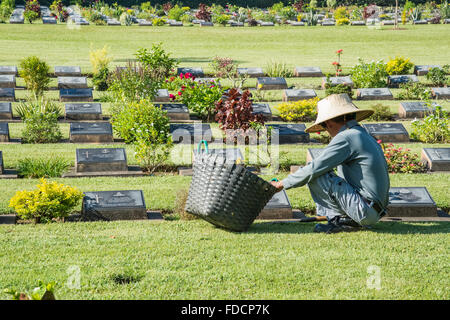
[313,216,363,234]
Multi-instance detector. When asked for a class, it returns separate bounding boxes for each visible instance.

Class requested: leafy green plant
[17,157,69,178]
[324,75,354,98]
[9,179,83,223]
[24,0,40,23]
[119,11,133,26]
[0,0,14,23]
[92,66,109,91]
[209,56,248,88]
[152,16,166,25]
[4,281,57,300]
[336,18,350,25]
[367,104,395,121]
[276,97,319,122]
[426,65,449,87]
[167,4,186,21]
[411,105,450,143]
[382,143,426,174]
[135,43,178,81]
[265,60,292,78]
[397,82,432,100]
[19,56,50,98]
[334,6,348,19]
[385,56,414,75]
[350,58,387,88]
[214,13,229,25]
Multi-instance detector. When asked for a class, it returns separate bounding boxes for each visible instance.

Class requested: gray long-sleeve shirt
[281,120,390,208]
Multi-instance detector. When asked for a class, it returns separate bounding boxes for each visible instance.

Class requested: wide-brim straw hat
[305,93,374,133]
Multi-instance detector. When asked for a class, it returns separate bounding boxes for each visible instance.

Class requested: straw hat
[305,93,374,133]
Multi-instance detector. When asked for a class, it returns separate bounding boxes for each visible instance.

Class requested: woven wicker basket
[185,141,278,232]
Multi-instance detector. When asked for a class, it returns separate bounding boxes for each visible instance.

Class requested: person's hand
[271,180,284,192]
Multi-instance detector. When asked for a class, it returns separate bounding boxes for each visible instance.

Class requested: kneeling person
[271,94,390,233]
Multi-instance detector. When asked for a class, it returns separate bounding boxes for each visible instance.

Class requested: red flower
[332,61,339,66]
[179,73,184,79]
[377,140,382,144]
[337,49,343,54]
[178,91,182,96]
[169,93,175,100]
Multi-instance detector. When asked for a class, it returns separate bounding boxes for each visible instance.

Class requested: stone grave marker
[381,20,395,25]
[414,65,441,76]
[0,88,15,102]
[257,189,293,219]
[0,151,3,174]
[431,87,450,99]
[351,21,366,25]
[60,88,93,102]
[65,103,102,120]
[9,15,24,24]
[256,77,288,90]
[230,21,244,27]
[42,16,57,24]
[154,89,170,102]
[169,21,183,26]
[170,123,213,144]
[398,101,435,118]
[252,103,272,120]
[444,18,450,24]
[237,68,264,78]
[387,187,437,217]
[282,89,317,101]
[306,148,325,163]
[289,21,305,26]
[58,77,88,89]
[107,19,120,26]
[82,190,147,220]
[356,88,393,100]
[0,102,13,120]
[421,148,450,172]
[155,103,190,121]
[177,67,204,77]
[138,20,152,26]
[76,148,127,173]
[413,20,428,24]
[0,75,15,88]
[70,122,113,143]
[0,122,10,142]
[260,21,274,26]
[321,20,335,26]
[294,66,323,77]
[267,123,310,144]
[54,66,81,77]
[363,123,409,142]
[192,19,205,24]
[0,66,18,75]
[200,22,214,27]
[387,75,419,87]
[322,76,354,89]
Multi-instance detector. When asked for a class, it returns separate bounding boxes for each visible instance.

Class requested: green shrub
[24,0,40,23]
[324,75,354,98]
[4,280,57,300]
[334,6,348,19]
[167,4,186,21]
[385,56,414,75]
[265,60,292,78]
[17,157,69,178]
[152,16,166,25]
[397,82,432,100]
[411,105,450,143]
[426,65,449,87]
[275,97,319,122]
[119,12,133,25]
[135,43,178,81]
[214,13,229,25]
[350,58,387,88]
[9,179,83,223]
[367,104,395,121]
[336,18,350,25]
[19,56,50,97]
[92,66,109,91]
[0,0,14,23]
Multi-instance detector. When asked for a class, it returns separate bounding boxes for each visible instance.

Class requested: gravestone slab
[54,66,81,77]
[260,21,274,26]
[138,20,152,26]
[413,20,428,24]
[177,67,204,77]
[252,103,272,120]
[444,18,450,24]
[107,19,120,25]
[414,65,441,76]
[82,190,147,220]
[290,21,305,26]
[321,21,335,26]
[58,77,88,89]
[169,21,183,26]
[193,148,243,164]
[431,87,450,99]
[267,124,310,144]
[76,148,127,172]
[155,103,189,120]
[229,21,244,27]
[170,123,213,144]
[192,19,205,24]
[0,88,15,102]
[351,20,366,25]
[60,88,93,102]
[0,66,18,75]
[398,101,435,118]
[381,20,395,25]
[9,16,24,24]
[237,68,264,78]
[0,122,10,142]
[387,187,437,217]
[200,22,214,27]
[257,189,293,219]
[363,123,409,142]
[421,148,450,172]
[154,89,170,102]
[256,77,288,90]
[42,16,57,24]
[322,76,354,89]
[306,148,324,163]
[0,75,15,88]
[387,75,419,88]
[65,103,102,120]
[356,88,393,100]
[0,151,3,174]
[0,102,13,120]
[294,66,323,77]
[70,122,113,143]
[282,89,317,101]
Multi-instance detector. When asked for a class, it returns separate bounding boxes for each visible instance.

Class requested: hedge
[16,0,433,9]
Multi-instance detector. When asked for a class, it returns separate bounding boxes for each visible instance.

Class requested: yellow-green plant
[385,56,414,75]
[334,6,348,19]
[89,45,111,74]
[9,179,84,223]
[336,18,350,25]
[276,97,319,122]
[19,56,50,98]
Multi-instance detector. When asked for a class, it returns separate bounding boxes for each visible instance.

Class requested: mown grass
[0,219,448,299]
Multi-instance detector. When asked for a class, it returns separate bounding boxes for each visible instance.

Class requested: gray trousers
[307,172,380,226]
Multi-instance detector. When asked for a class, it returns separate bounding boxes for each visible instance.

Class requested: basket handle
[197,140,209,154]
[271,178,279,182]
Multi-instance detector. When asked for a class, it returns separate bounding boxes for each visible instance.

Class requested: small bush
[382,143,427,174]
[265,60,292,78]
[411,105,450,143]
[214,13,229,25]
[426,65,449,87]
[152,17,166,25]
[119,12,133,26]
[9,179,84,223]
[24,0,41,23]
[334,6,348,19]
[336,18,350,25]
[350,58,388,88]
[92,66,109,91]
[367,104,395,121]
[397,82,432,100]
[19,56,50,98]
[135,43,178,81]
[276,97,319,122]
[89,45,112,74]
[167,4,186,21]
[385,56,414,75]
[17,157,69,178]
